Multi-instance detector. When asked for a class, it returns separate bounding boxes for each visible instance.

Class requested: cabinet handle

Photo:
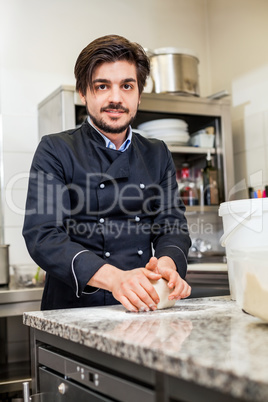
[58,382,67,394]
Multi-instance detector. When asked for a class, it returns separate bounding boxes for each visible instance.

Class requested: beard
[86,102,138,134]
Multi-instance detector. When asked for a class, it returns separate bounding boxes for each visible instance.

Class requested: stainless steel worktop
[0,281,43,395]
[0,286,43,303]
[0,281,43,317]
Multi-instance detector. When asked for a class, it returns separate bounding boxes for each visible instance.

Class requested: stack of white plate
[137,118,189,145]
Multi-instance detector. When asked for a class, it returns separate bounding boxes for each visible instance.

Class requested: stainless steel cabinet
[38,86,234,201]
[38,85,86,137]
[135,93,234,258]
[137,93,234,202]
[38,86,234,257]
[32,346,155,402]
[29,328,245,402]
[0,287,42,397]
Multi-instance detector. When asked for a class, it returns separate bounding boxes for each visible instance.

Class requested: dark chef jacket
[23,120,191,310]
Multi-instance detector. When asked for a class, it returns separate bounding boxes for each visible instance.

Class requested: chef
[23,34,191,312]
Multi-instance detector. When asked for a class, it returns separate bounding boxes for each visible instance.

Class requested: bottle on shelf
[203,151,219,205]
[195,169,204,207]
[178,163,198,206]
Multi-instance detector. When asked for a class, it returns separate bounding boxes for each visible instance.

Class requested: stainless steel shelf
[38,86,235,200]
[0,285,43,318]
[185,205,219,214]
[0,284,42,396]
[0,361,31,393]
[168,145,215,154]
[0,286,43,304]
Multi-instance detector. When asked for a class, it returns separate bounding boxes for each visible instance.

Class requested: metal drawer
[39,367,112,401]
[38,346,155,402]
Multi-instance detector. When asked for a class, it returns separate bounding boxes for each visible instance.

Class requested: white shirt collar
[87,116,132,152]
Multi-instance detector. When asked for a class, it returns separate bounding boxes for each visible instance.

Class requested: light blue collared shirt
[87,117,132,152]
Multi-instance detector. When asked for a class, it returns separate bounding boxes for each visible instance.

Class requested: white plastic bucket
[218,198,268,301]
[242,248,268,322]
[227,248,268,322]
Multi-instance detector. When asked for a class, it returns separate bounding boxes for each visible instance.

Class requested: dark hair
[74,34,150,96]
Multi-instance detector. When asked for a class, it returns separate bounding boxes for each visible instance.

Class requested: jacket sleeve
[152,143,191,279]
[22,135,104,297]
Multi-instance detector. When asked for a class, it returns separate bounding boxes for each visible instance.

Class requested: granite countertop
[23,296,268,401]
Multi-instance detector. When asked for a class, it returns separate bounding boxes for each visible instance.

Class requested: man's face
[80,60,140,136]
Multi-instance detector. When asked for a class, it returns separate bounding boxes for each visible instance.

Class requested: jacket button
[140,183,145,189]
[137,250,143,255]
[135,216,140,222]
[105,252,110,258]
[99,218,105,223]
[99,183,105,189]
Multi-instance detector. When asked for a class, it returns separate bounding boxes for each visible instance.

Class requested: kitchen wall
[0,0,267,266]
[0,0,209,266]
[206,0,268,197]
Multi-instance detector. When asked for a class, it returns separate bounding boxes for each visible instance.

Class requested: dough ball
[150,278,176,310]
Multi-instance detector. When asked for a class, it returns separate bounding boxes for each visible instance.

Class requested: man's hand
[110,268,162,312]
[88,264,161,312]
[146,256,191,301]
[88,256,190,312]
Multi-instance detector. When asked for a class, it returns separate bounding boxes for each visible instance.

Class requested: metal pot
[150,47,200,96]
[0,244,10,286]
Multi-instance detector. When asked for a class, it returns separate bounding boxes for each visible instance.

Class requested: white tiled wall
[232,111,268,192]
[0,0,210,267]
[207,0,268,198]
[232,72,268,194]
[1,106,39,265]
[1,0,268,266]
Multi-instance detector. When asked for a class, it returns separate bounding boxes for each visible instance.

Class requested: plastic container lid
[219,198,268,217]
